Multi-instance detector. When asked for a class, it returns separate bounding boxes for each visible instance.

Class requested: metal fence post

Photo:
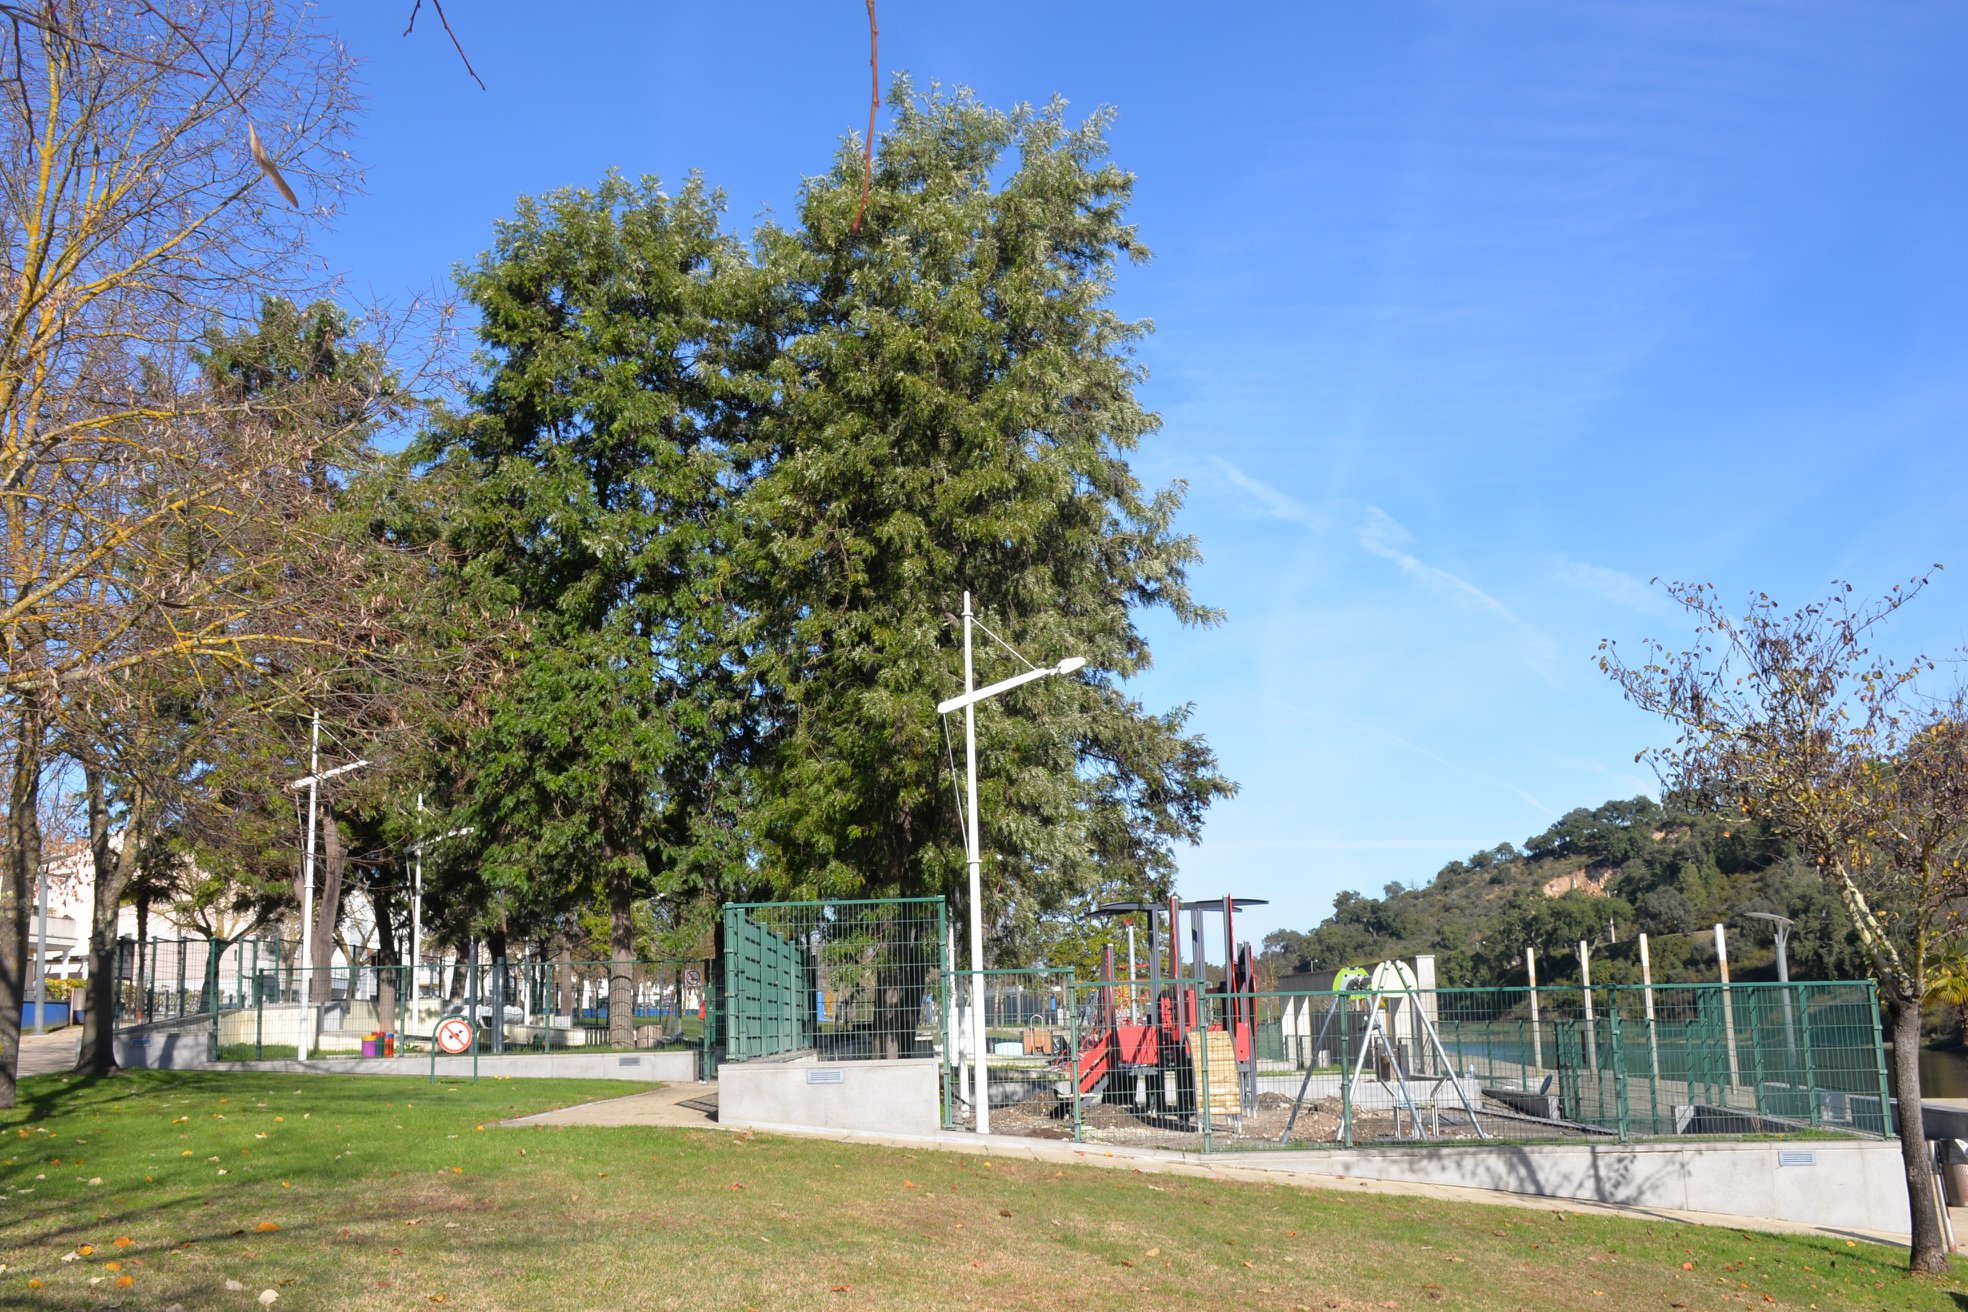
[1340,1002,1354,1149]
[113,942,126,1028]
[207,936,221,1061]
[1607,1001,1630,1142]
[1197,990,1212,1156]
[1799,991,1820,1128]
[1070,977,1083,1145]
[1748,989,1768,1117]
[1867,981,1895,1138]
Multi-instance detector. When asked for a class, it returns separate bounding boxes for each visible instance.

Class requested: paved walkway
[509,1080,720,1129]
[16,1028,79,1077]
[508,1081,1924,1249]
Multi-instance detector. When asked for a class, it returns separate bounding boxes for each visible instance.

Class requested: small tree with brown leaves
[1601,573,1968,1274]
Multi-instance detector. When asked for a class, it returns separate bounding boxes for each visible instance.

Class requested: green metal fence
[114,952,712,1072]
[720,898,947,1065]
[943,967,1078,1130]
[983,977,1892,1153]
[113,935,300,1027]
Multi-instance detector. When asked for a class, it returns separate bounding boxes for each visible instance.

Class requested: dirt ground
[979,1086,1572,1151]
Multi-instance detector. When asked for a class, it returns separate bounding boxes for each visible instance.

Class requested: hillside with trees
[1261,796,1866,990]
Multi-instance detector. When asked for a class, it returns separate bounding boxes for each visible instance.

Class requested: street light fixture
[1745,911,1799,1057]
[285,709,369,1061]
[937,592,1084,1136]
[406,792,475,1034]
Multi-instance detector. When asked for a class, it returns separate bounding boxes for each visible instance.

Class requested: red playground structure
[1060,894,1266,1123]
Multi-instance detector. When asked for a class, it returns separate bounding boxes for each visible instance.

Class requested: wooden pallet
[1187,1028,1243,1117]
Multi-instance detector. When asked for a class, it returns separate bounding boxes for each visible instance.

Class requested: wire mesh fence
[113,948,711,1070]
[944,968,1078,1130]
[719,898,947,1065]
[972,977,1892,1153]
[113,935,299,1026]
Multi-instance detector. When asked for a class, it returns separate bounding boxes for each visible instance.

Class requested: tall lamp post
[405,797,474,1036]
[936,591,1084,1136]
[1745,911,1799,1059]
[286,709,368,1062]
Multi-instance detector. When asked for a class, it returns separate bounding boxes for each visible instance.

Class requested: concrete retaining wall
[116,1020,213,1070]
[1270,1138,1910,1236]
[721,1057,940,1136]
[213,1050,696,1082]
[113,1014,697,1082]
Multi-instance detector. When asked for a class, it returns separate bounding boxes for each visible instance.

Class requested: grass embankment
[0,1072,1958,1311]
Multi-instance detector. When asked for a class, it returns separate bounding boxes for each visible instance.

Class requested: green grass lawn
[0,1071,1959,1311]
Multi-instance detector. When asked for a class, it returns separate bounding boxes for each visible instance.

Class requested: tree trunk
[75,766,137,1075]
[309,813,345,1006]
[371,880,399,1034]
[1888,997,1950,1272]
[555,941,573,1019]
[0,702,46,1109]
[134,892,151,1017]
[486,926,507,1054]
[608,873,634,1049]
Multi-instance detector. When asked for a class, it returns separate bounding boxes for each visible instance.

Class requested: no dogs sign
[435,1015,475,1055]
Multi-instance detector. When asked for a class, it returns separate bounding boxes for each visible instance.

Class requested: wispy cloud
[1535,748,1656,798]
[1356,506,1518,622]
[1552,556,1672,615]
[1348,718,1553,815]
[1213,457,1322,528]
[1204,838,1492,853]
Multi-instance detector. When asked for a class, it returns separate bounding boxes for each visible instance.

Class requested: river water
[1919,1046,1968,1099]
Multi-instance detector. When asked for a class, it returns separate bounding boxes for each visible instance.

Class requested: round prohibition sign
[435,1015,476,1055]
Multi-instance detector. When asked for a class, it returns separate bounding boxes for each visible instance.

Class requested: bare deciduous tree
[0,0,359,1107]
[1601,573,1968,1274]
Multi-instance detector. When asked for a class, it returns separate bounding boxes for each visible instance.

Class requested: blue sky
[313,1,1968,950]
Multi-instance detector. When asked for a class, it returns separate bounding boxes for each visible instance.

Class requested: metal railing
[116,953,713,1074]
[720,898,948,1065]
[972,978,1891,1153]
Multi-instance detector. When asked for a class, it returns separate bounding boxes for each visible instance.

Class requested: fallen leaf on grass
[255,1222,280,1234]
[258,1290,278,1306]
[117,1275,134,1288]
[831,1285,853,1293]
[78,1244,95,1256]
[113,1237,131,1248]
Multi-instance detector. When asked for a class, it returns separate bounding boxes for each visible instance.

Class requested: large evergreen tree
[418,175,751,1045]
[737,83,1234,952]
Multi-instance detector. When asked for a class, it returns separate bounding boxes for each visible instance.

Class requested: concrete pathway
[16,1028,79,1078]
[506,1081,1917,1249]
[509,1080,719,1129]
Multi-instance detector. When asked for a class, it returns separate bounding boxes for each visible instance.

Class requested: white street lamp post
[286,710,369,1062]
[406,806,474,1036]
[413,794,425,1034]
[936,591,1084,1136]
[1745,911,1798,1058]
